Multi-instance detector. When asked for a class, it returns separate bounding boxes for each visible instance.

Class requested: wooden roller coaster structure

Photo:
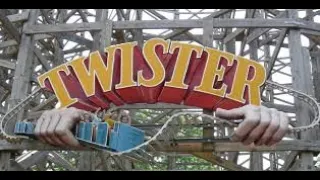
[1,9,320,171]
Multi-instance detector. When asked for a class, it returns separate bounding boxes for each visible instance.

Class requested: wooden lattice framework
[0,9,320,171]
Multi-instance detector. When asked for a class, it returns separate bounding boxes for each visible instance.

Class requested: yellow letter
[194,48,234,97]
[67,50,115,97]
[225,57,266,105]
[38,65,77,108]
[165,42,203,89]
[137,38,169,87]
[115,42,138,89]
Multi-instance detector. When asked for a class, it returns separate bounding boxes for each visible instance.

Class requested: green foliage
[175,156,219,171]
[134,155,219,171]
[134,161,167,170]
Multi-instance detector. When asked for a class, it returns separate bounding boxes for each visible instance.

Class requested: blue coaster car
[109,122,145,152]
[75,121,145,152]
[75,122,112,150]
[14,121,145,152]
[14,122,35,137]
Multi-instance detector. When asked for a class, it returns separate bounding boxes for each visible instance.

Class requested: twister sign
[37,38,266,112]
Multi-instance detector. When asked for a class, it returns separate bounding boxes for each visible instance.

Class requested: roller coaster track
[0,80,319,161]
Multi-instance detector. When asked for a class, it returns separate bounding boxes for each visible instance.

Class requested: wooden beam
[22,19,320,36]
[145,9,168,20]
[24,22,104,34]
[145,9,202,44]
[61,32,93,49]
[20,19,301,35]
[247,28,271,44]
[145,34,224,41]
[33,34,52,41]
[8,160,26,171]
[302,29,320,37]
[18,151,48,169]
[223,28,245,44]
[280,151,299,171]
[33,48,51,71]
[7,11,29,23]
[0,90,10,103]
[48,152,77,171]
[264,9,281,16]
[113,19,299,29]
[0,59,15,70]
[311,49,320,102]
[63,47,88,54]
[265,28,288,80]
[0,152,10,171]
[223,9,256,44]
[0,40,17,49]
[246,11,287,44]
[77,9,95,39]
[209,140,320,152]
[40,9,54,24]
[202,9,234,19]
[0,10,21,43]
[243,32,280,55]
[63,9,77,22]
[34,33,93,48]
[2,139,320,152]
[29,95,56,112]
[26,110,46,119]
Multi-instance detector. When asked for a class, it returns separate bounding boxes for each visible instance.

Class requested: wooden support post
[35,158,48,171]
[0,9,38,171]
[8,9,38,126]
[134,10,144,47]
[311,48,320,102]
[202,20,214,151]
[288,9,315,171]
[8,159,26,171]
[53,9,66,66]
[0,10,21,43]
[308,9,320,103]
[224,12,239,164]
[78,151,93,171]
[0,152,11,171]
[167,155,176,170]
[249,28,263,171]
